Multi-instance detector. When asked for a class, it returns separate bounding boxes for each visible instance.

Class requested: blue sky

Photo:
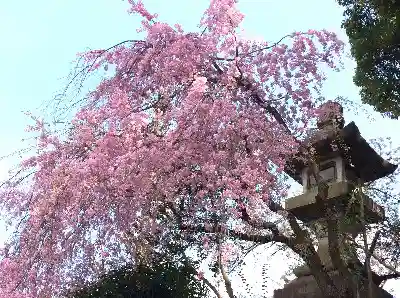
[1,0,400,296]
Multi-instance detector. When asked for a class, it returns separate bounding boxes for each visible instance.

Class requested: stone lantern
[274,101,397,298]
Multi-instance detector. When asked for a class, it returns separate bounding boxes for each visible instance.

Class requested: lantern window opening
[307,160,337,189]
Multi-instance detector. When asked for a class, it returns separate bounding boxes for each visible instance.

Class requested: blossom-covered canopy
[0,0,343,296]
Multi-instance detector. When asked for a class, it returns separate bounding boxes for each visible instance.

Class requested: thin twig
[244,34,293,57]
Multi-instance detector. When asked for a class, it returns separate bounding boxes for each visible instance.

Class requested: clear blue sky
[1,0,400,296]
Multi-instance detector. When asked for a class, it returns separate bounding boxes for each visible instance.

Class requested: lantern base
[273,270,393,298]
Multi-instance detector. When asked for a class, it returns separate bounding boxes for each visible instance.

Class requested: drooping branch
[63,39,147,96]
[245,34,294,57]
[0,1,350,296]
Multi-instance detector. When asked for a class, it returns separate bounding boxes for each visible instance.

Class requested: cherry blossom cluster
[0,0,344,296]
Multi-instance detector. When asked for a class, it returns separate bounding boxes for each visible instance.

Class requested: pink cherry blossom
[196,270,205,280]
[0,0,344,296]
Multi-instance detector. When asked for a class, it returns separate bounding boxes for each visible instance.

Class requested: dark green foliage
[67,260,208,298]
[338,0,400,118]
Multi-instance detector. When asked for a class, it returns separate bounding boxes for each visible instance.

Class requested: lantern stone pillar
[273,101,397,298]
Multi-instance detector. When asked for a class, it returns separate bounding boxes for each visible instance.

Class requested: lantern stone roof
[285,102,397,184]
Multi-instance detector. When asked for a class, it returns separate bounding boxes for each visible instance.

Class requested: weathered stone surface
[278,102,397,298]
[285,181,351,210]
[285,120,398,185]
[273,271,393,298]
[284,181,384,224]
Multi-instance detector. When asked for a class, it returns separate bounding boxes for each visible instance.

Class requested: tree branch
[180,222,293,246]
[64,39,146,94]
[267,201,337,294]
[212,61,224,74]
[368,231,381,259]
[202,276,223,298]
[244,33,295,57]
[218,240,235,298]
[349,236,400,285]
[375,273,400,284]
